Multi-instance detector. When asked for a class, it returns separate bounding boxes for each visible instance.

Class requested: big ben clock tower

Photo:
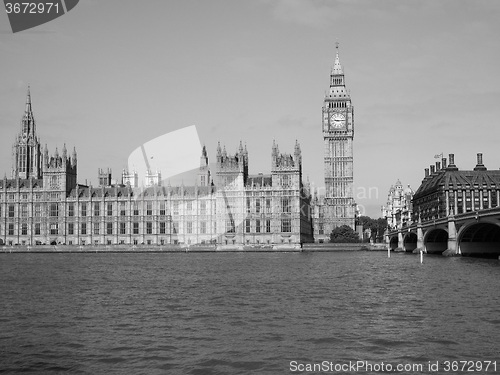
[321,43,355,232]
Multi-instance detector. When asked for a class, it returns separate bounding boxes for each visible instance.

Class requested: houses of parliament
[0,46,355,247]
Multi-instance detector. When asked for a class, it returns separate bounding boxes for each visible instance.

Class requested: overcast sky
[1,0,500,217]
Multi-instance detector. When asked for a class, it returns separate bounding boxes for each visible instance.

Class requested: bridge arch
[424,228,448,254]
[458,221,500,258]
[389,235,399,250]
[403,232,417,252]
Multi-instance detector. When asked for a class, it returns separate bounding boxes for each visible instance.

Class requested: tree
[356,216,388,243]
[330,225,360,243]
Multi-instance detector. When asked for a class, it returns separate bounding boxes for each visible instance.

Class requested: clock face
[330,112,345,128]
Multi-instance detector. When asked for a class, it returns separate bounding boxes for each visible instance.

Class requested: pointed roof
[332,43,343,75]
[25,85,32,113]
[21,85,36,135]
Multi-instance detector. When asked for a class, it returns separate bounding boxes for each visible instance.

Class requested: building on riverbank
[0,89,314,247]
[411,154,500,221]
[382,179,414,230]
[312,43,356,242]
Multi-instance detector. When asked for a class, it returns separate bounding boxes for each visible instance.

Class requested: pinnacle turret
[20,86,36,135]
[72,147,77,168]
[332,43,343,75]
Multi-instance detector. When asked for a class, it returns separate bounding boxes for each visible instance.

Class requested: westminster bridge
[386,206,500,258]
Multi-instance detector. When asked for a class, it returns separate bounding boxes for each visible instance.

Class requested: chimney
[474,153,487,171]
[430,165,435,174]
[442,158,447,169]
[425,168,429,178]
[447,153,458,171]
[436,161,441,171]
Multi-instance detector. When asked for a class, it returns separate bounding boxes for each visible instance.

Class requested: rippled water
[1,251,499,374]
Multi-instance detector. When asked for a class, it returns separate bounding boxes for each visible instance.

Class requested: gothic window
[266,219,271,233]
[173,201,179,216]
[21,204,28,218]
[226,219,235,233]
[256,199,261,213]
[133,203,139,216]
[256,219,261,233]
[8,223,14,235]
[186,201,192,212]
[50,223,58,235]
[146,202,153,216]
[68,203,74,217]
[120,202,126,216]
[93,222,99,235]
[49,203,58,217]
[107,203,113,216]
[200,221,206,234]
[8,205,14,218]
[282,198,291,213]
[245,219,251,233]
[186,221,192,234]
[120,222,126,235]
[281,218,291,233]
[19,147,26,172]
[133,222,139,234]
[81,203,87,217]
[93,202,100,216]
[266,199,271,213]
[107,222,113,235]
[159,201,166,216]
[147,222,153,234]
[81,223,87,235]
[200,201,206,215]
[35,223,40,235]
[68,223,74,235]
[21,223,28,235]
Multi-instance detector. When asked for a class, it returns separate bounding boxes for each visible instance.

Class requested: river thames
[1,251,499,374]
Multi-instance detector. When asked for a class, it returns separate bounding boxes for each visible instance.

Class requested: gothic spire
[26,85,32,112]
[332,42,343,75]
[21,85,35,135]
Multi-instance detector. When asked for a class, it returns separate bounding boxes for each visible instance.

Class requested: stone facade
[0,89,313,247]
[382,180,413,230]
[313,44,356,242]
[411,154,500,222]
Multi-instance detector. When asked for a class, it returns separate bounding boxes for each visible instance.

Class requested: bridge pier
[417,216,424,252]
[397,230,404,251]
[446,214,458,255]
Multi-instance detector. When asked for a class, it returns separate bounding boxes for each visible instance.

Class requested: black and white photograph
[1,1,499,374]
